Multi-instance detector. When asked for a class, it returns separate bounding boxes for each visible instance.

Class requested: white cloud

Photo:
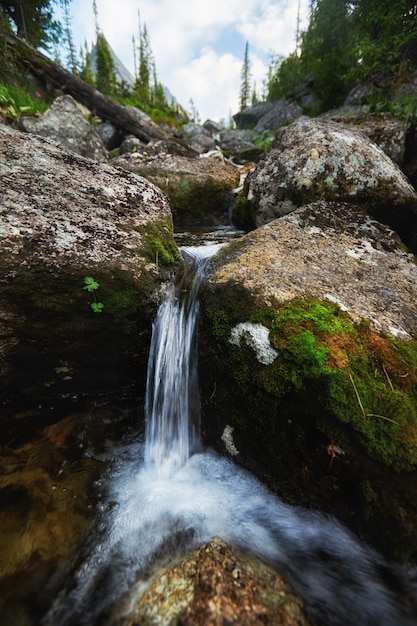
[172,47,243,122]
[68,0,310,122]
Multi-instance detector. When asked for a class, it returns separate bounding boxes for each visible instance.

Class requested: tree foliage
[133,15,168,110]
[349,0,417,79]
[239,41,251,111]
[61,0,77,73]
[0,0,62,48]
[95,32,117,96]
[79,40,94,86]
[266,0,417,114]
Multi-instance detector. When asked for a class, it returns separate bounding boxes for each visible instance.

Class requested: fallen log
[5,34,169,143]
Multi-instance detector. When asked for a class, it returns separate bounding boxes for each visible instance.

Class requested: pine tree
[135,19,152,105]
[92,0,99,38]
[90,1,117,96]
[62,0,77,73]
[152,61,168,110]
[95,32,117,96]
[0,0,61,49]
[251,81,258,105]
[79,40,95,86]
[239,41,251,111]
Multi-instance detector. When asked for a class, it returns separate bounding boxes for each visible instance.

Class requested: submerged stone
[123,538,312,626]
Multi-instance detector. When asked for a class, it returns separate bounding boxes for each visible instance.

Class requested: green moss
[142,221,181,266]
[214,295,417,469]
[232,189,254,230]
[209,309,231,339]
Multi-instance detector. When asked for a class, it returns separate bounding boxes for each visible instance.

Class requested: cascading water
[43,243,417,626]
[144,244,215,472]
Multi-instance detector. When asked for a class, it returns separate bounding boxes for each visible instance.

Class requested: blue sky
[61,0,310,122]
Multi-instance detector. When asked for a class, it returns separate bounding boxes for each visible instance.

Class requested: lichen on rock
[0,123,180,404]
[229,322,279,365]
[235,117,417,251]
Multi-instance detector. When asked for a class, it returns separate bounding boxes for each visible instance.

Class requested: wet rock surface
[0,395,142,626]
[123,538,312,626]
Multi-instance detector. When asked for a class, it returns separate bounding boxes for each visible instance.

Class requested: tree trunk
[6,34,169,143]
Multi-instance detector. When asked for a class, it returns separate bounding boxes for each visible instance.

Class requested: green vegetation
[0,1,180,128]
[369,92,417,129]
[142,222,181,267]
[0,82,49,120]
[239,41,251,111]
[0,0,61,49]
[83,276,104,313]
[207,295,417,469]
[265,0,417,116]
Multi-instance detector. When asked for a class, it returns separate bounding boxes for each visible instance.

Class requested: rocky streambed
[1,99,417,625]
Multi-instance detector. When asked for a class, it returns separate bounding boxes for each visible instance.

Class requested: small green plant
[0,82,49,121]
[83,276,104,313]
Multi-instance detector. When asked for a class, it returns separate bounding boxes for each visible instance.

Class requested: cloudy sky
[64,0,310,123]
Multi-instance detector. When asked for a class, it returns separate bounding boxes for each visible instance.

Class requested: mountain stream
[42,237,417,626]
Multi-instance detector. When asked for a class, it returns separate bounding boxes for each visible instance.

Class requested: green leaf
[83,276,99,292]
[91,302,104,313]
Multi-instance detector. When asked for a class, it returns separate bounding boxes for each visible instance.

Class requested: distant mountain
[90,42,135,87]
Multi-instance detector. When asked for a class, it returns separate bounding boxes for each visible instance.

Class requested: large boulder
[233,100,303,131]
[216,128,264,162]
[200,200,417,562]
[18,94,108,162]
[113,150,240,229]
[234,117,417,250]
[181,121,217,153]
[0,123,180,405]
[125,538,312,626]
[321,110,407,167]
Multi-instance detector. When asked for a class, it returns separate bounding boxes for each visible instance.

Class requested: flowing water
[43,243,417,626]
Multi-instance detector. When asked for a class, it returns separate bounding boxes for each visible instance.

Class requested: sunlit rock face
[0,123,180,405]
[200,200,417,562]
[233,117,417,250]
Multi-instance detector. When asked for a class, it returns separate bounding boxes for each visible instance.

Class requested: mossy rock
[112,153,241,229]
[200,293,417,562]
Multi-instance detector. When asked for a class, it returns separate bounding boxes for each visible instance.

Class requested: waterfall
[42,242,417,626]
[144,244,221,472]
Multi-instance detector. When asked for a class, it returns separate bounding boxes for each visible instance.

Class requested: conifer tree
[0,0,61,48]
[239,41,251,111]
[79,40,95,86]
[90,0,117,96]
[136,21,152,104]
[95,32,117,96]
[62,0,77,73]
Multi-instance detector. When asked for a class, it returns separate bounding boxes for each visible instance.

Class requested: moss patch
[207,295,417,470]
[141,221,181,267]
[232,189,254,231]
